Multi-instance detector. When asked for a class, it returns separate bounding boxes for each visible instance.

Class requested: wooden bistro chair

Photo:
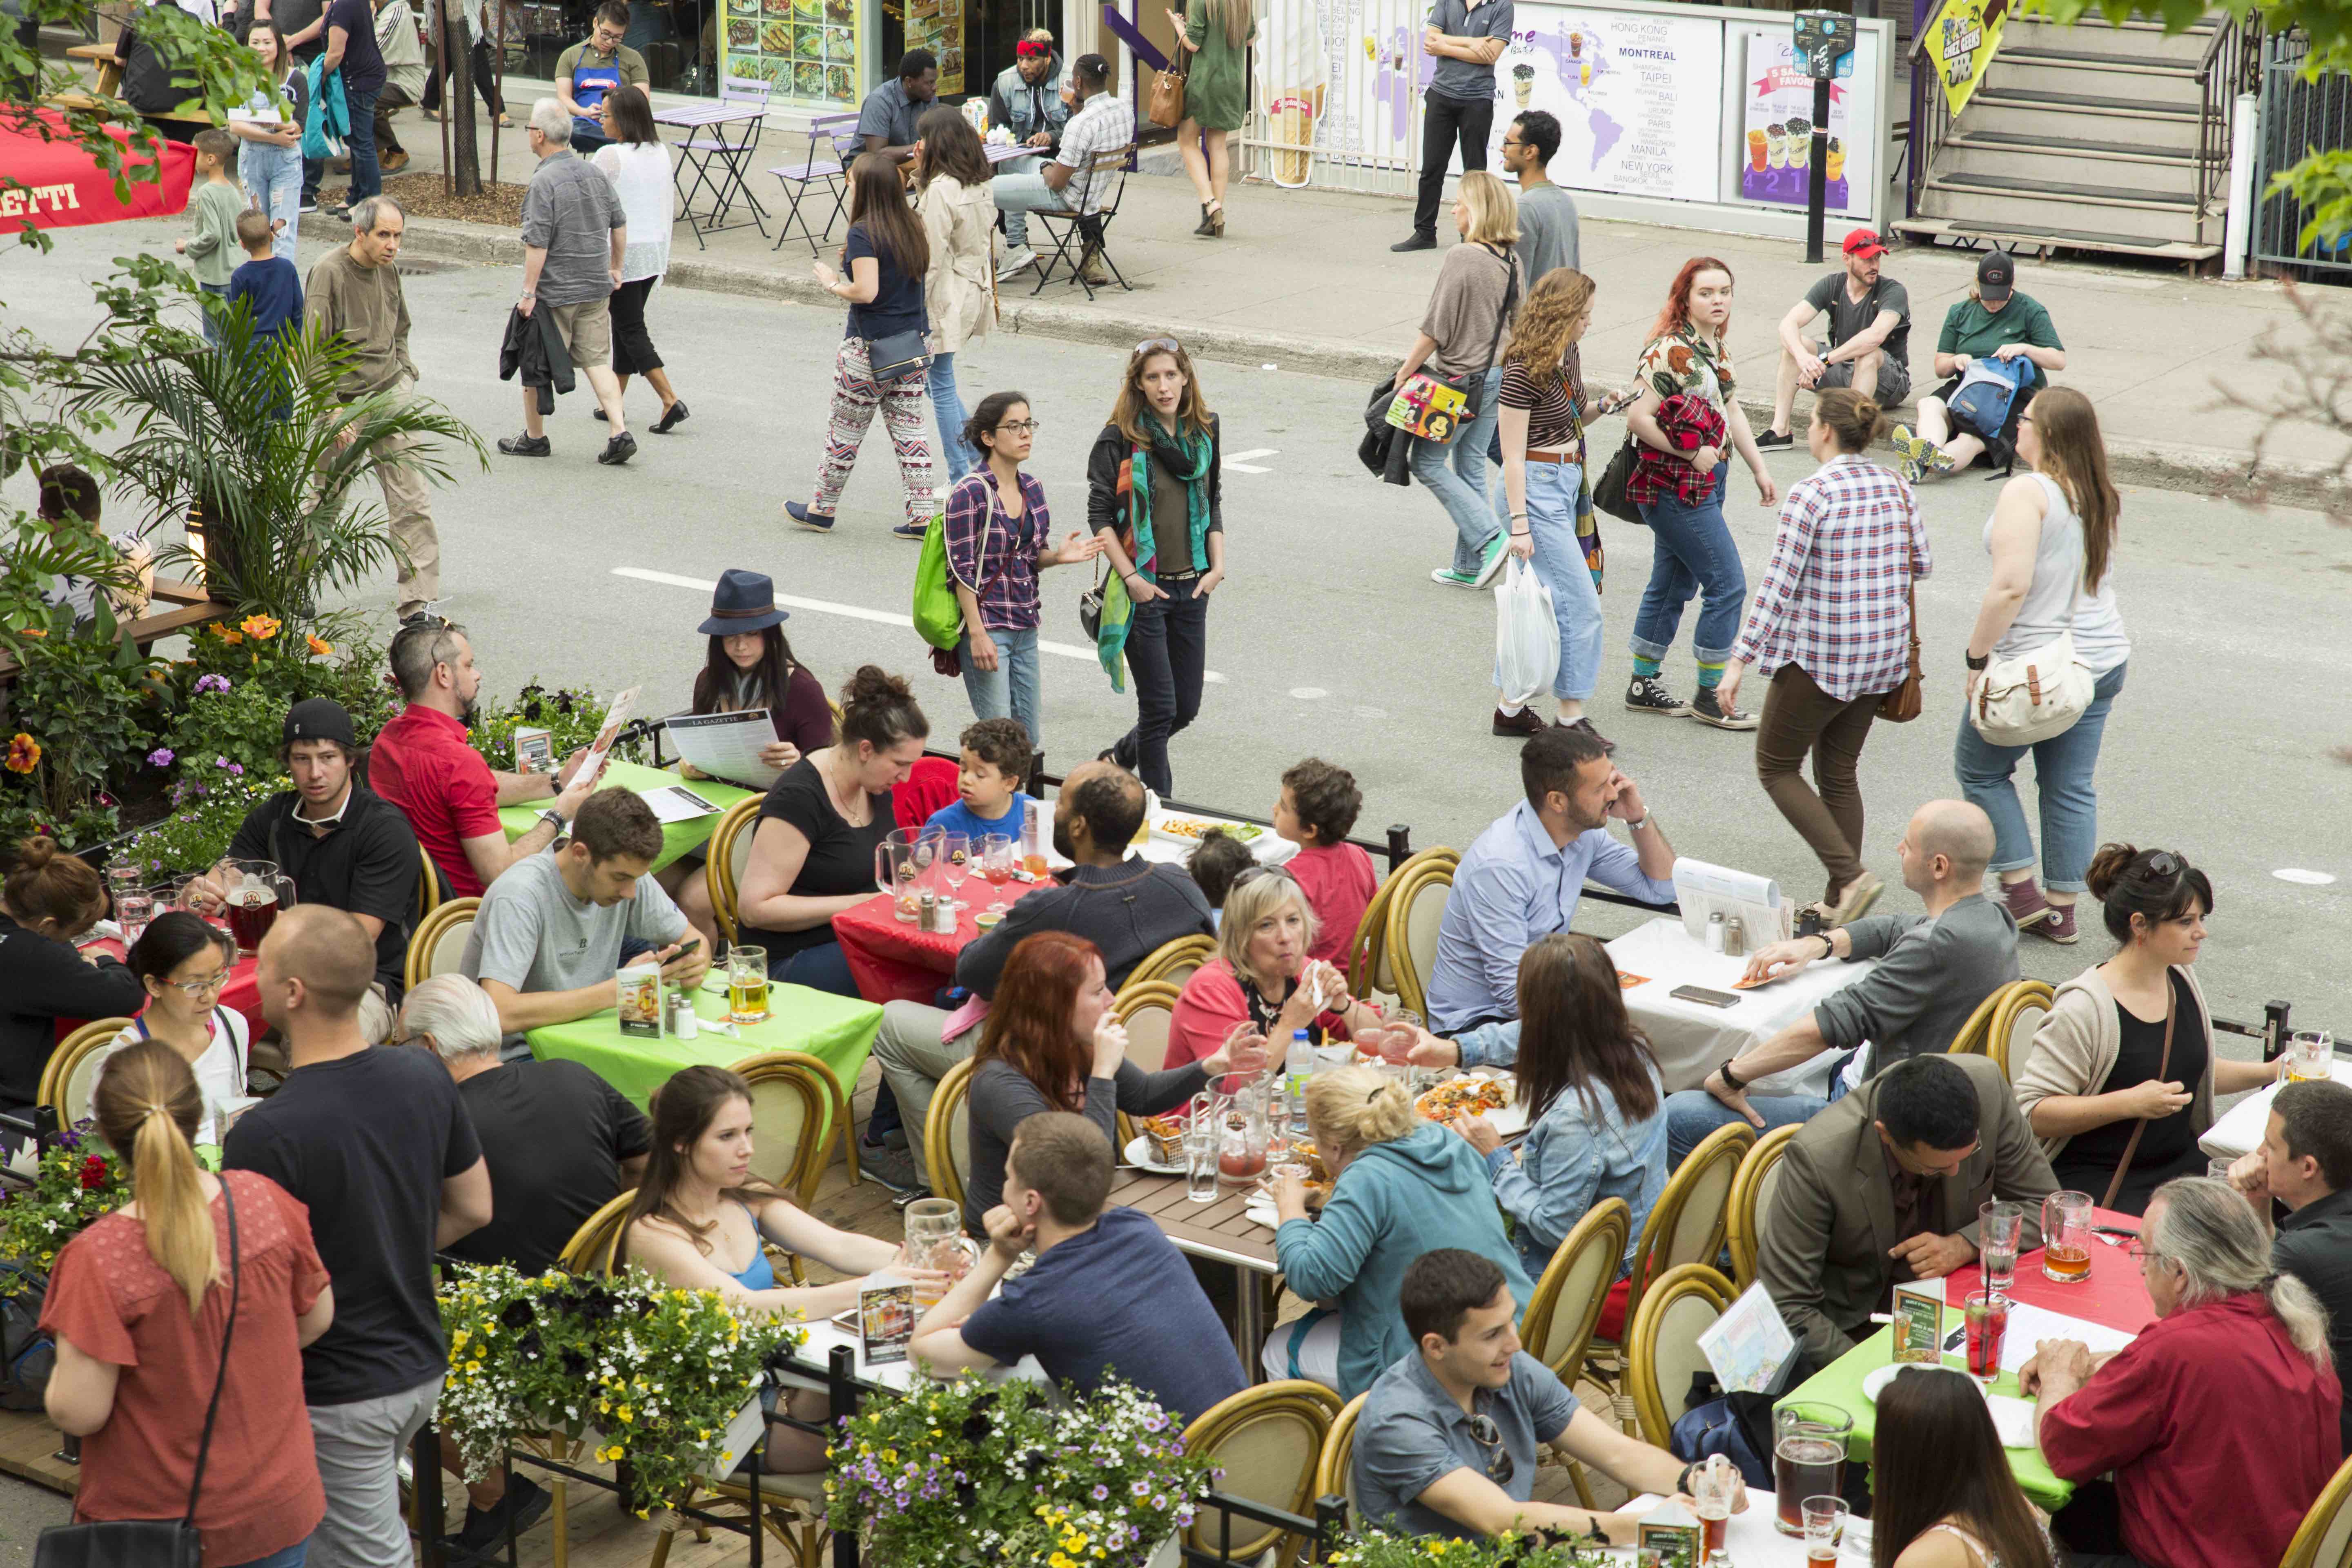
[924,1056,977,1209]
[1345,846,1457,1007]
[1312,1392,1368,1522]
[1724,1125,1801,1292]
[2279,1452,2352,1568]
[1127,934,1216,990]
[40,1018,134,1129]
[1111,979,1183,1074]
[735,1052,858,1259]
[704,796,763,946]
[557,1189,637,1276]
[1987,980,2057,1085]
[414,842,442,925]
[1382,858,1456,1020]
[1945,980,2020,1059]
[1519,1197,1630,1509]
[1179,1381,1342,1567]
[403,898,479,996]
[1626,1263,1738,1448]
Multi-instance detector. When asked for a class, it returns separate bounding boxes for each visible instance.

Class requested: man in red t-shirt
[369,620,597,898]
[1273,757,1378,967]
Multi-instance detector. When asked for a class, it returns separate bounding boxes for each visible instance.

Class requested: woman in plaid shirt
[1716,388,1929,923]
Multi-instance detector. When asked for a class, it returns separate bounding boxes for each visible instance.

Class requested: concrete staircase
[1897,12,2248,265]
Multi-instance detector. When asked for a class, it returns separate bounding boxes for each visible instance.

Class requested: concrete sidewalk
[375,88,2349,499]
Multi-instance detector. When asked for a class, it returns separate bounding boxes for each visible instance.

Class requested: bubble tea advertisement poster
[1735,25,1878,218]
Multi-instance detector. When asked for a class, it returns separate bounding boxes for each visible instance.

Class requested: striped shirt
[1731,454,1931,702]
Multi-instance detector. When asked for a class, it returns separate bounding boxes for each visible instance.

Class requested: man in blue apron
[555,0,647,156]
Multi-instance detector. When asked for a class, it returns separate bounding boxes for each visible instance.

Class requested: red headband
[1016,40,1050,58]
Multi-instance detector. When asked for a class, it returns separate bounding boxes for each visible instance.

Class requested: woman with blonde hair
[1166,0,1255,237]
[1085,337,1228,795]
[1954,386,2128,944]
[1165,866,1386,1076]
[1491,265,1609,744]
[1267,1062,1535,1396]
[914,103,997,484]
[1394,171,1523,590]
[41,1039,335,1568]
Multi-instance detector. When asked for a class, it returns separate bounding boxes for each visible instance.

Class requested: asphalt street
[8,220,2351,1051]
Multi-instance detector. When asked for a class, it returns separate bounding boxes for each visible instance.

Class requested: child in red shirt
[1274,758,1378,968]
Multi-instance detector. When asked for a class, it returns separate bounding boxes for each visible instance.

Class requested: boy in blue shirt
[227,209,305,345]
[923,717,1031,851]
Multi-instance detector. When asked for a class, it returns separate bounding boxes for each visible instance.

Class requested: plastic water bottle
[1287,1030,1313,1136]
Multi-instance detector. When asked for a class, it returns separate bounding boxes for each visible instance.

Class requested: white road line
[1224,448,1278,474]
[612,567,1229,683]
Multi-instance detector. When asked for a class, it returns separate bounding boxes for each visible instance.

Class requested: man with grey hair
[394,972,650,1556]
[497,96,633,464]
[305,194,443,626]
[1665,798,2019,1163]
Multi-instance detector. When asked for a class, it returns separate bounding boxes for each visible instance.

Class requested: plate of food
[1415,1073,1529,1137]
[1125,1117,1187,1174]
[1151,816,1263,848]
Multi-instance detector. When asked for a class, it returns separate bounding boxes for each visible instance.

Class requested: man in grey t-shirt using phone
[1759,226,1911,448]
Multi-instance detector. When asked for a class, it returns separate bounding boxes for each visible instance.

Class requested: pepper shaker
[1724,915,1746,958]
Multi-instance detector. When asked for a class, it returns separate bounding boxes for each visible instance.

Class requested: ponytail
[91,1039,217,1315]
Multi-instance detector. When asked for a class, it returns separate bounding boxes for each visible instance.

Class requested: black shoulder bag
[36,1177,241,1568]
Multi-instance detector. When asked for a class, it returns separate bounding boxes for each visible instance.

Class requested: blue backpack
[1946,354,2032,441]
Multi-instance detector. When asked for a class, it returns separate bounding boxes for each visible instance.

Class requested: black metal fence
[2253,30,2352,280]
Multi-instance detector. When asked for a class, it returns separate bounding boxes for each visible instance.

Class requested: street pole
[1806,73,1830,263]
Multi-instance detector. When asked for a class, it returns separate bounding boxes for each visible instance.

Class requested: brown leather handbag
[1147,63,1187,128]
[1877,579,1924,722]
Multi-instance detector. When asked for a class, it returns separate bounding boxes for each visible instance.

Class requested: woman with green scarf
[1084,337,1227,795]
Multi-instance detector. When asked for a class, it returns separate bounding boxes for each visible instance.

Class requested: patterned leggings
[810,335,936,526]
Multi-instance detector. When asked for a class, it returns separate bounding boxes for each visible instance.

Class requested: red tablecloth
[1943,1205,2155,1335]
[833,880,1048,1006]
[56,938,263,1040]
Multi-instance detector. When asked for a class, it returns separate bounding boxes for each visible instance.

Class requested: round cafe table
[831,878,1049,1006]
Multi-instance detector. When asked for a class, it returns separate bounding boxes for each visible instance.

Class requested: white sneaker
[996,245,1037,281]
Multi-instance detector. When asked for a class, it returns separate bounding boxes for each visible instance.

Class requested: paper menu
[1697,1281,1796,1394]
[643,783,722,825]
[665,708,782,789]
[1673,857,1791,947]
[576,685,640,784]
[1987,1301,2134,1374]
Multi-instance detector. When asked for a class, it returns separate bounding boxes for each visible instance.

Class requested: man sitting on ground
[218,697,420,1003]
[1759,227,1910,449]
[908,1111,1244,1421]
[370,619,600,898]
[991,52,1131,285]
[869,760,1212,1191]
[1757,1053,2055,1365]
[1667,798,2018,1163]
[2226,1078,2352,1454]
[857,47,936,162]
[1356,1249,1744,1541]
[1424,727,1673,1034]
[460,787,708,1039]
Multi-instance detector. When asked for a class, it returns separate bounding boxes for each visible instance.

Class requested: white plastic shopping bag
[1493,557,1560,709]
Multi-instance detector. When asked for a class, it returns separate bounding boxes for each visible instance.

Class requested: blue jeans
[1630,461,1746,668]
[1664,1053,1854,1168]
[225,1541,310,1568]
[991,167,1074,249]
[1113,575,1208,797]
[343,84,381,204]
[775,939,858,996]
[1953,660,2127,892]
[1407,366,1503,576]
[199,281,229,347]
[928,351,978,481]
[240,140,302,258]
[1494,459,1602,700]
[961,623,1041,744]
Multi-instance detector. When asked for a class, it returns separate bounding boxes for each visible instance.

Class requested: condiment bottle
[1725,915,1746,958]
[1706,910,1726,953]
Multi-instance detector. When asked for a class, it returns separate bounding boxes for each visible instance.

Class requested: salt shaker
[1724,915,1746,958]
[1706,910,1726,953]
[918,889,940,931]
[668,989,699,1041]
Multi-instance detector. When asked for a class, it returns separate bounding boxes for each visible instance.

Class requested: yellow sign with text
[1931,0,2010,117]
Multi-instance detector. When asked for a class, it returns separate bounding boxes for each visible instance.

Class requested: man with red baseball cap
[1758,225,1911,449]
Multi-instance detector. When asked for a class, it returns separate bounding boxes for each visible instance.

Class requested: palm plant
[65,300,486,623]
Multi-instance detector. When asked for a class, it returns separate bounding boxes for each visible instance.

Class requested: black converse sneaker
[1755,428,1795,450]
[1624,675,1690,717]
[1690,686,1760,731]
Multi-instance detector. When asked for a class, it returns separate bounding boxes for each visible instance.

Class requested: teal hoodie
[1272,1120,1537,1400]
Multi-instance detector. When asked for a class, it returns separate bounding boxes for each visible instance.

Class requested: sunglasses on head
[2146,850,2185,878]
[1135,336,1182,356]
[1229,865,1297,892]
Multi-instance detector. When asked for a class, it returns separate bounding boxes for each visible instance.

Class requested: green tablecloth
[527,982,881,1139]
[497,760,754,874]
[1778,1327,2074,1510]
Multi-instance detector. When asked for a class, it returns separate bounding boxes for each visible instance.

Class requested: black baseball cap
[284,697,356,748]
[1976,249,2015,303]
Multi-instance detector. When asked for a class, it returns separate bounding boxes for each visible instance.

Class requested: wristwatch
[538,808,568,837]
[1719,1058,1746,1092]
[1621,811,1652,833]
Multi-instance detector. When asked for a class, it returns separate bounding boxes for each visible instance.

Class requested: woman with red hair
[1621,257,1778,732]
[960,931,1266,1232]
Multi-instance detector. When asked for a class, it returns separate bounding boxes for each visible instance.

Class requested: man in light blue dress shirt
[1424,728,1677,1035]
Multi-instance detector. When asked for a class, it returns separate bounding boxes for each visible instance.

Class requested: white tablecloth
[2201,1060,2352,1160]
[1606,918,1879,1096]
[1029,797,1297,873]
[1617,1492,1867,1564]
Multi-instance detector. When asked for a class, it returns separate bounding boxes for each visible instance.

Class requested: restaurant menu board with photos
[1735,26,1878,219]
[1483,5,1723,205]
[723,0,858,102]
[903,0,963,94]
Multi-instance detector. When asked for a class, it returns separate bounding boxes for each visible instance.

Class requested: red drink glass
[1964,1290,2009,1380]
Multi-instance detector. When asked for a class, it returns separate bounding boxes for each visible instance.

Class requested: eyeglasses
[996,418,1042,435]
[1135,336,1181,356]
[1466,1413,1515,1486]
[162,969,232,999]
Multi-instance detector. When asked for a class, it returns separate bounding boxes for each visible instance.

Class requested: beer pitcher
[874,833,922,923]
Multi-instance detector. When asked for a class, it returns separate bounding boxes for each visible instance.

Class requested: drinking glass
[1963,1290,2009,1383]
[937,832,971,912]
[1218,1087,1270,1185]
[980,834,1016,913]
[2287,1030,2336,1085]
[2041,1190,2093,1283]
[219,859,292,957]
[913,826,944,897]
[116,890,154,950]
[170,871,223,919]
[1979,1200,2023,1296]
[901,1198,964,1311]
[1802,1497,1849,1566]
[1265,1089,1292,1164]
[1020,799,1049,878]
[2209,1156,2240,1183]
[1690,1454,1737,1557]
[1379,1007,1421,1068]
[1772,1404,1850,1535]
[727,946,770,1024]
[105,862,142,917]
[1183,1117,1220,1203]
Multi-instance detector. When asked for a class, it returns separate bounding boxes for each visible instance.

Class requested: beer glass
[2286,1030,2336,1085]
[2042,1190,2093,1283]
[1691,1453,1737,1557]
[727,945,770,1024]
[1979,1200,2023,1296]
[220,859,293,957]
[1772,1403,1850,1535]
[1802,1497,1849,1566]
[901,1198,964,1311]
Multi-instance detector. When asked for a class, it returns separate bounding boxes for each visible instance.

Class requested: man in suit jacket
[1759,1053,2057,1365]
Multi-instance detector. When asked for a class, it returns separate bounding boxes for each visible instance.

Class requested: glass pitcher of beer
[901,1197,966,1311]
[727,945,770,1025]
[875,832,923,923]
[220,860,294,957]
[2042,1190,2094,1283]
[1772,1403,1850,1535]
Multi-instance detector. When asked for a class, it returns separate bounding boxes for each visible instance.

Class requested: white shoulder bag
[1971,557,2095,747]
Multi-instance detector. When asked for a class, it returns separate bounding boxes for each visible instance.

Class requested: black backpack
[0,1263,54,1412]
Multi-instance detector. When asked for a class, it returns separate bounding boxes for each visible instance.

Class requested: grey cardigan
[2013,962,2217,1165]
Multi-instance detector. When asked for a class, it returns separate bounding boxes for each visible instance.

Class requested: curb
[392,214,2347,509]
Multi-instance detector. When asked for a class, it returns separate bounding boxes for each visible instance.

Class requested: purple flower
[195,673,230,695]
[147,748,174,767]
[1091,1485,1108,1501]
[227,764,243,776]
[214,756,229,769]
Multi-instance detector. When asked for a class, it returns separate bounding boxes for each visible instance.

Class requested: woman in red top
[41,1039,334,1568]
[2025,1176,2339,1568]
[1168,868,1385,1080]
[1272,759,1377,969]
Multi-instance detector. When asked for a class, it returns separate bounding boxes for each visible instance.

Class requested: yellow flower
[210,624,242,646]
[240,613,281,640]
[3,734,38,774]
[305,635,333,656]
[15,627,44,639]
